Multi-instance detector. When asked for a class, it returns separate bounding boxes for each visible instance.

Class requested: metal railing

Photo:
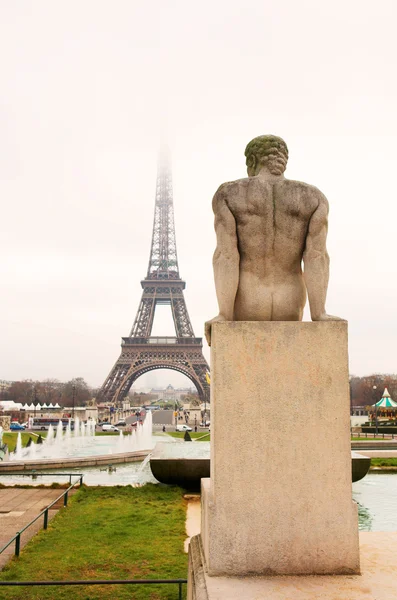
[0,472,83,558]
[0,472,187,597]
[0,579,187,598]
[122,336,202,345]
[351,432,396,439]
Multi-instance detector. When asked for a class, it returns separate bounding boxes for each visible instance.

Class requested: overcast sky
[1,1,397,390]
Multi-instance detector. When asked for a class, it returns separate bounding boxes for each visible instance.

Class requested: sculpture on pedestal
[205,135,341,345]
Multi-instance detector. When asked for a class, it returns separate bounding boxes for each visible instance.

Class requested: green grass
[3,432,47,452]
[351,436,397,441]
[167,432,210,441]
[370,458,397,467]
[0,485,188,600]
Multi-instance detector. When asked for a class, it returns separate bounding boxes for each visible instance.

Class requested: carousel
[370,387,397,424]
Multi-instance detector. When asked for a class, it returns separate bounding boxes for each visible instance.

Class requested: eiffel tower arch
[98,152,209,405]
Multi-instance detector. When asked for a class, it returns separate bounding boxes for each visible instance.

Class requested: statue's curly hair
[245,135,288,176]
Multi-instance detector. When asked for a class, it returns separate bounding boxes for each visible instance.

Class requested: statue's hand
[312,313,345,322]
[205,314,227,346]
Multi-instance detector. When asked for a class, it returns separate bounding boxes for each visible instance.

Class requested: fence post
[64,491,68,507]
[80,476,83,487]
[179,582,183,600]
[69,475,72,485]
[44,508,49,530]
[15,532,20,557]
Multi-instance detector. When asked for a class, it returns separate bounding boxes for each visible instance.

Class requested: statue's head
[245,135,288,177]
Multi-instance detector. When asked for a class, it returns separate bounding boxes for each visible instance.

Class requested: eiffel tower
[98,152,209,405]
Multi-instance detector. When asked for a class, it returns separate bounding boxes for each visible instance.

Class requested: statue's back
[224,176,320,268]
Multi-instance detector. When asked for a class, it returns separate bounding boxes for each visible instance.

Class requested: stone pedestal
[200,321,359,578]
[188,533,397,600]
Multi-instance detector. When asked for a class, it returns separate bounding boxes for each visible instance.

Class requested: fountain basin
[352,451,371,482]
[0,449,151,472]
[150,443,370,489]
[150,442,210,490]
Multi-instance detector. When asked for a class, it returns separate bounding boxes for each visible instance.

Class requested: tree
[8,380,35,403]
[38,379,62,405]
[350,374,397,407]
[60,378,92,407]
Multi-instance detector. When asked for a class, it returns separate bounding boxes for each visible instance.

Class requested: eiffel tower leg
[99,341,209,405]
[171,296,195,338]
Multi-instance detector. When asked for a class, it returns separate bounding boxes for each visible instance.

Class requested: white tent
[0,400,22,410]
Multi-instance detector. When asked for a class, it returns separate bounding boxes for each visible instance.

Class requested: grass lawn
[0,485,188,600]
[370,458,397,467]
[351,436,397,441]
[2,432,47,452]
[167,432,210,441]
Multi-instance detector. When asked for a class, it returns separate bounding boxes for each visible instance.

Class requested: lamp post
[373,385,378,436]
[203,388,209,426]
[72,384,76,420]
[33,386,38,419]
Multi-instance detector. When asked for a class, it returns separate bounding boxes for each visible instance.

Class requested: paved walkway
[0,488,68,570]
[361,450,397,458]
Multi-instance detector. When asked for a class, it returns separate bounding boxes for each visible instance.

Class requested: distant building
[150,384,197,402]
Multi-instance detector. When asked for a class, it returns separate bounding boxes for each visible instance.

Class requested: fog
[1,1,397,388]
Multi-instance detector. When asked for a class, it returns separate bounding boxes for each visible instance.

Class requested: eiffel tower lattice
[98,153,209,405]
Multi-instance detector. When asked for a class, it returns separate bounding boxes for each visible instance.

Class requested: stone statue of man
[205,134,341,345]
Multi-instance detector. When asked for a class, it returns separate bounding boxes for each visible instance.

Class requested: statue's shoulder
[283,178,328,206]
[215,177,250,195]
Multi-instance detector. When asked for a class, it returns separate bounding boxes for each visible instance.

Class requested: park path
[0,488,71,570]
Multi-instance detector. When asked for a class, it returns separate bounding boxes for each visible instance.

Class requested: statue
[205,135,341,346]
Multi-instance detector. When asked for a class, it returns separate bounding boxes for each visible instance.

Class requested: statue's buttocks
[205,135,341,345]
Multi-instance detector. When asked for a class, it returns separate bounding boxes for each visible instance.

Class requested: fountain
[5,412,154,470]
[14,432,23,461]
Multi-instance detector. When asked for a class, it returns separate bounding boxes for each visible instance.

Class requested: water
[353,473,397,531]
[9,413,154,462]
[5,467,397,528]
[152,441,210,460]
[14,432,23,460]
[0,460,158,487]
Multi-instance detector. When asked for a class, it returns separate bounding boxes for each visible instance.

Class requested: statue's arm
[205,187,239,345]
[303,194,341,321]
[212,188,239,320]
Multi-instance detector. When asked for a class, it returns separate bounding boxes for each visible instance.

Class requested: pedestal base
[201,322,359,576]
[188,532,397,600]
